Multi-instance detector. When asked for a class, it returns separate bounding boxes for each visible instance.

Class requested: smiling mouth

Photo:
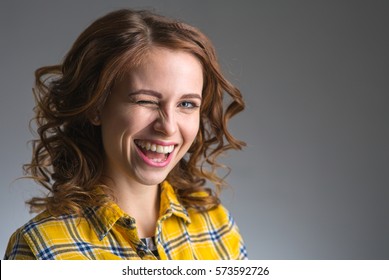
[134,140,175,163]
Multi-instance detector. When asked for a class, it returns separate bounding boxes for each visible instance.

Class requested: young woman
[4,9,247,260]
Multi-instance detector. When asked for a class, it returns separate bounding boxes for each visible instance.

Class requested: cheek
[181,115,200,144]
[103,106,145,132]
[101,113,136,145]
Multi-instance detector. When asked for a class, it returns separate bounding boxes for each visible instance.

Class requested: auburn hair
[25,9,245,215]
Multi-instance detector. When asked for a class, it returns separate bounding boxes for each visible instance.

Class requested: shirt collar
[86,180,191,240]
[159,180,191,224]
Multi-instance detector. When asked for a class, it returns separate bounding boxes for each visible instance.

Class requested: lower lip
[135,144,174,168]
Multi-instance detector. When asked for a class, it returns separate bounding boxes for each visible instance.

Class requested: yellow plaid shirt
[4,181,247,260]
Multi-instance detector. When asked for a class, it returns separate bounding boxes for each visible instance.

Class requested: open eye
[179,101,199,109]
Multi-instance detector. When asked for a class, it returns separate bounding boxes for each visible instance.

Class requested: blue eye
[179,101,198,108]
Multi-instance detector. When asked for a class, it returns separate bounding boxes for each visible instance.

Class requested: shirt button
[138,250,146,258]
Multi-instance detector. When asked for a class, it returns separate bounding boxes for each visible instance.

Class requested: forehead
[116,47,204,92]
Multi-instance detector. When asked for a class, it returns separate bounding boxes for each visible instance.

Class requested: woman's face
[98,47,203,187]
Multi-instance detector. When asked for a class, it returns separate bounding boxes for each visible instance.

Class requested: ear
[89,112,101,126]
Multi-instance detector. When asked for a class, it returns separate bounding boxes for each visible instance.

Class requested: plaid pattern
[4,181,247,260]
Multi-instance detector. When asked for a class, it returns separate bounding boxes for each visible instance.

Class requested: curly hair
[25,9,245,216]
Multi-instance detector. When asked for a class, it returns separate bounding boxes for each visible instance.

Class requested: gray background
[1,0,388,259]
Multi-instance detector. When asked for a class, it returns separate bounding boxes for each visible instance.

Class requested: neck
[101,171,161,238]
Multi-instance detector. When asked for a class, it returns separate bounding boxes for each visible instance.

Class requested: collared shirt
[4,181,247,260]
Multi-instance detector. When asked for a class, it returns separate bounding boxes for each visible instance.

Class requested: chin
[133,170,170,186]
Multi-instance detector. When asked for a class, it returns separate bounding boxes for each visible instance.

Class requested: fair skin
[94,47,204,238]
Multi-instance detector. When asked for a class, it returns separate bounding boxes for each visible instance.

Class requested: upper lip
[134,139,178,146]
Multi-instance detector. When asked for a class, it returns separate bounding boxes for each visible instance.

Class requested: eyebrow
[128,90,202,100]
[180,93,202,101]
[128,90,162,98]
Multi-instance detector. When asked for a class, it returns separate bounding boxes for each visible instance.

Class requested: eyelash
[136,100,158,105]
[178,101,199,109]
[135,100,200,109]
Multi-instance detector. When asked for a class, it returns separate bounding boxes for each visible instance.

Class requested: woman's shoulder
[183,204,248,259]
[4,210,84,259]
[186,203,241,235]
[14,210,78,236]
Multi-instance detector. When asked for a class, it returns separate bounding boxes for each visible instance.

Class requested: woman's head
[97,47,203,190]
[27,9,245,215]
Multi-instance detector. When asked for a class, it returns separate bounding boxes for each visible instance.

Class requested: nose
[153,107,178,136]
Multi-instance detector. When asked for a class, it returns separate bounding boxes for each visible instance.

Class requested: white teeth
[135,140,175,154]
[156,145,164,153]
